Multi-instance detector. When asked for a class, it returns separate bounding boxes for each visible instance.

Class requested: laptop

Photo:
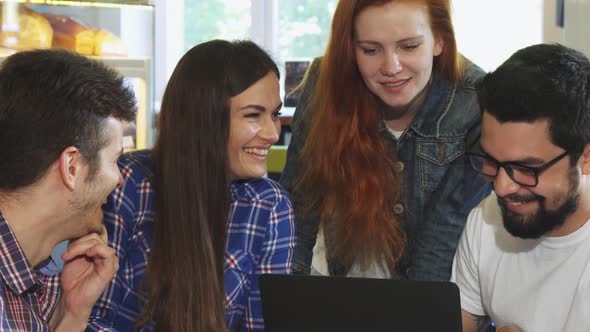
[260,274,462,332]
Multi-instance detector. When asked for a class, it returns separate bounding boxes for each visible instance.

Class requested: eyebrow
[356,35,424,45]
[239,102,283,113]
[240,104,265,112]
[480,146,546,165]
[396,36,424,43]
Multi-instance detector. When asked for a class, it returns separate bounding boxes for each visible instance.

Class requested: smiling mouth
[500,196,539,212]
[382,78,411,87]
[243,148,269,156]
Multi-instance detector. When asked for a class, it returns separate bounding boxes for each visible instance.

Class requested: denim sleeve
[279,57,322,275]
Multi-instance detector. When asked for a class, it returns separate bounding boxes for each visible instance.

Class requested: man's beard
[497,166,580,239]
[68,184,111,237]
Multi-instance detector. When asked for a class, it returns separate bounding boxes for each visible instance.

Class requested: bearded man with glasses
[452,44,590,332]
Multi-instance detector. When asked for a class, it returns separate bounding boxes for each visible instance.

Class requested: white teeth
[508,201,526,206]
[243,148,269,156]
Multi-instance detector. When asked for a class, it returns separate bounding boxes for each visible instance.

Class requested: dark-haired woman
[87,39,295,332]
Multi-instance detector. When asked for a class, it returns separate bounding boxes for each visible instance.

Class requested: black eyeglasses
[466,150,570,187]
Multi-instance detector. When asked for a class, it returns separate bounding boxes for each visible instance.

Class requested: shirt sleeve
[86,162,152,332]
[257,187,296,275]
[450,203,486,317]
[39,272,61,323]
[254,189,295,331]
[227,183,295,332]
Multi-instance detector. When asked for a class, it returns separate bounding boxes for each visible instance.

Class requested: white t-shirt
[386,127,404,140]
[451,194,590,332]
[311,228,390,278]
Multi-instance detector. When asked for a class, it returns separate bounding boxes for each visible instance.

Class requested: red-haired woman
[281,0,491,280]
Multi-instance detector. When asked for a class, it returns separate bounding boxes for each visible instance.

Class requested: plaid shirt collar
[0,210,38,295]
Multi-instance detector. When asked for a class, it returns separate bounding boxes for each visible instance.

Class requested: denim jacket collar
[398,58,481,140]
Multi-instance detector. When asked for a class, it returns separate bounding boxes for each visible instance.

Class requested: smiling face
[228,72,282,180]
[480,112,581,238]
[72,117,124,235]
[354,1,443,110]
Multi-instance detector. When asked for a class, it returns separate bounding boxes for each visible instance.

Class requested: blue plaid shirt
[0,211,61,332]
[86,150,295,331]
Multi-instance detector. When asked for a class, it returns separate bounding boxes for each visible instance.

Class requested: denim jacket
[280,57,491,281]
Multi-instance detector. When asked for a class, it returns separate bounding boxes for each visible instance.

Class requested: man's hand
[53,230,118,331]
[461,309,491,332]
[497,327,519,332]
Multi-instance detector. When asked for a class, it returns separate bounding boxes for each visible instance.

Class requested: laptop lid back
[260,274,462,332]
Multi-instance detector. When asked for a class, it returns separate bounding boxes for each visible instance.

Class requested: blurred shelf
[0,0,153,8]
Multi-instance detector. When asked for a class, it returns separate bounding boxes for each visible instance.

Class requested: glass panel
[0,1,155,150]
[183,0,251,51]
[0,1,154,57]
[278,0,337,61]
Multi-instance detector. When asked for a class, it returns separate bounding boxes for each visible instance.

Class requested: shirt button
[393,203,404,215]
[406,267,412,276]
[394,162,405,173]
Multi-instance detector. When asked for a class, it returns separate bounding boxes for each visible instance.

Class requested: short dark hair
[0,49,136,190]
[479,43,590,158]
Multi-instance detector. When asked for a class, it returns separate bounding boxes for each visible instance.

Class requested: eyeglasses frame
[465,150,570,187]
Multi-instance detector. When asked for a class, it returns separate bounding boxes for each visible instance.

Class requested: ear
[433,35,444,57]
[58,146,83,191]
[580,144,590,175]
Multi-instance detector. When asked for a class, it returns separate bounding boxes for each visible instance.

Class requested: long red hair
[297,0,460,271]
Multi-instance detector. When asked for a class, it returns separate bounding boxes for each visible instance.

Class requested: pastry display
[93,28,127,56]
[43,13,94,55]
[0,4,53,51]
[0,5,127,57]
[43,13,127,57]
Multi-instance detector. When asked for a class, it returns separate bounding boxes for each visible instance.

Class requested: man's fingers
[99,225,108,244]
[76,231,107,244]
[62,238,114,261]
[81,243,119,274]
[67,231,106,248]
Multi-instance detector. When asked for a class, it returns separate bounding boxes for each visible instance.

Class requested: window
[452,0,543,71]
[180,0,336,121]
[183,0,335,63]
[183,0,251,51]
[157,1,545,102]
[278,0,337,61]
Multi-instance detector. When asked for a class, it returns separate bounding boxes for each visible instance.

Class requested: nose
[381,51,402,76]
[260,116,280,144]
[493,167,520,197]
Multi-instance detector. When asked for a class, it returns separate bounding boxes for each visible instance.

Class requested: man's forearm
[461,309,490,332]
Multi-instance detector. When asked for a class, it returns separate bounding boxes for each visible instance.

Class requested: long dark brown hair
[296,0,461,272]
[139,39,279,332]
